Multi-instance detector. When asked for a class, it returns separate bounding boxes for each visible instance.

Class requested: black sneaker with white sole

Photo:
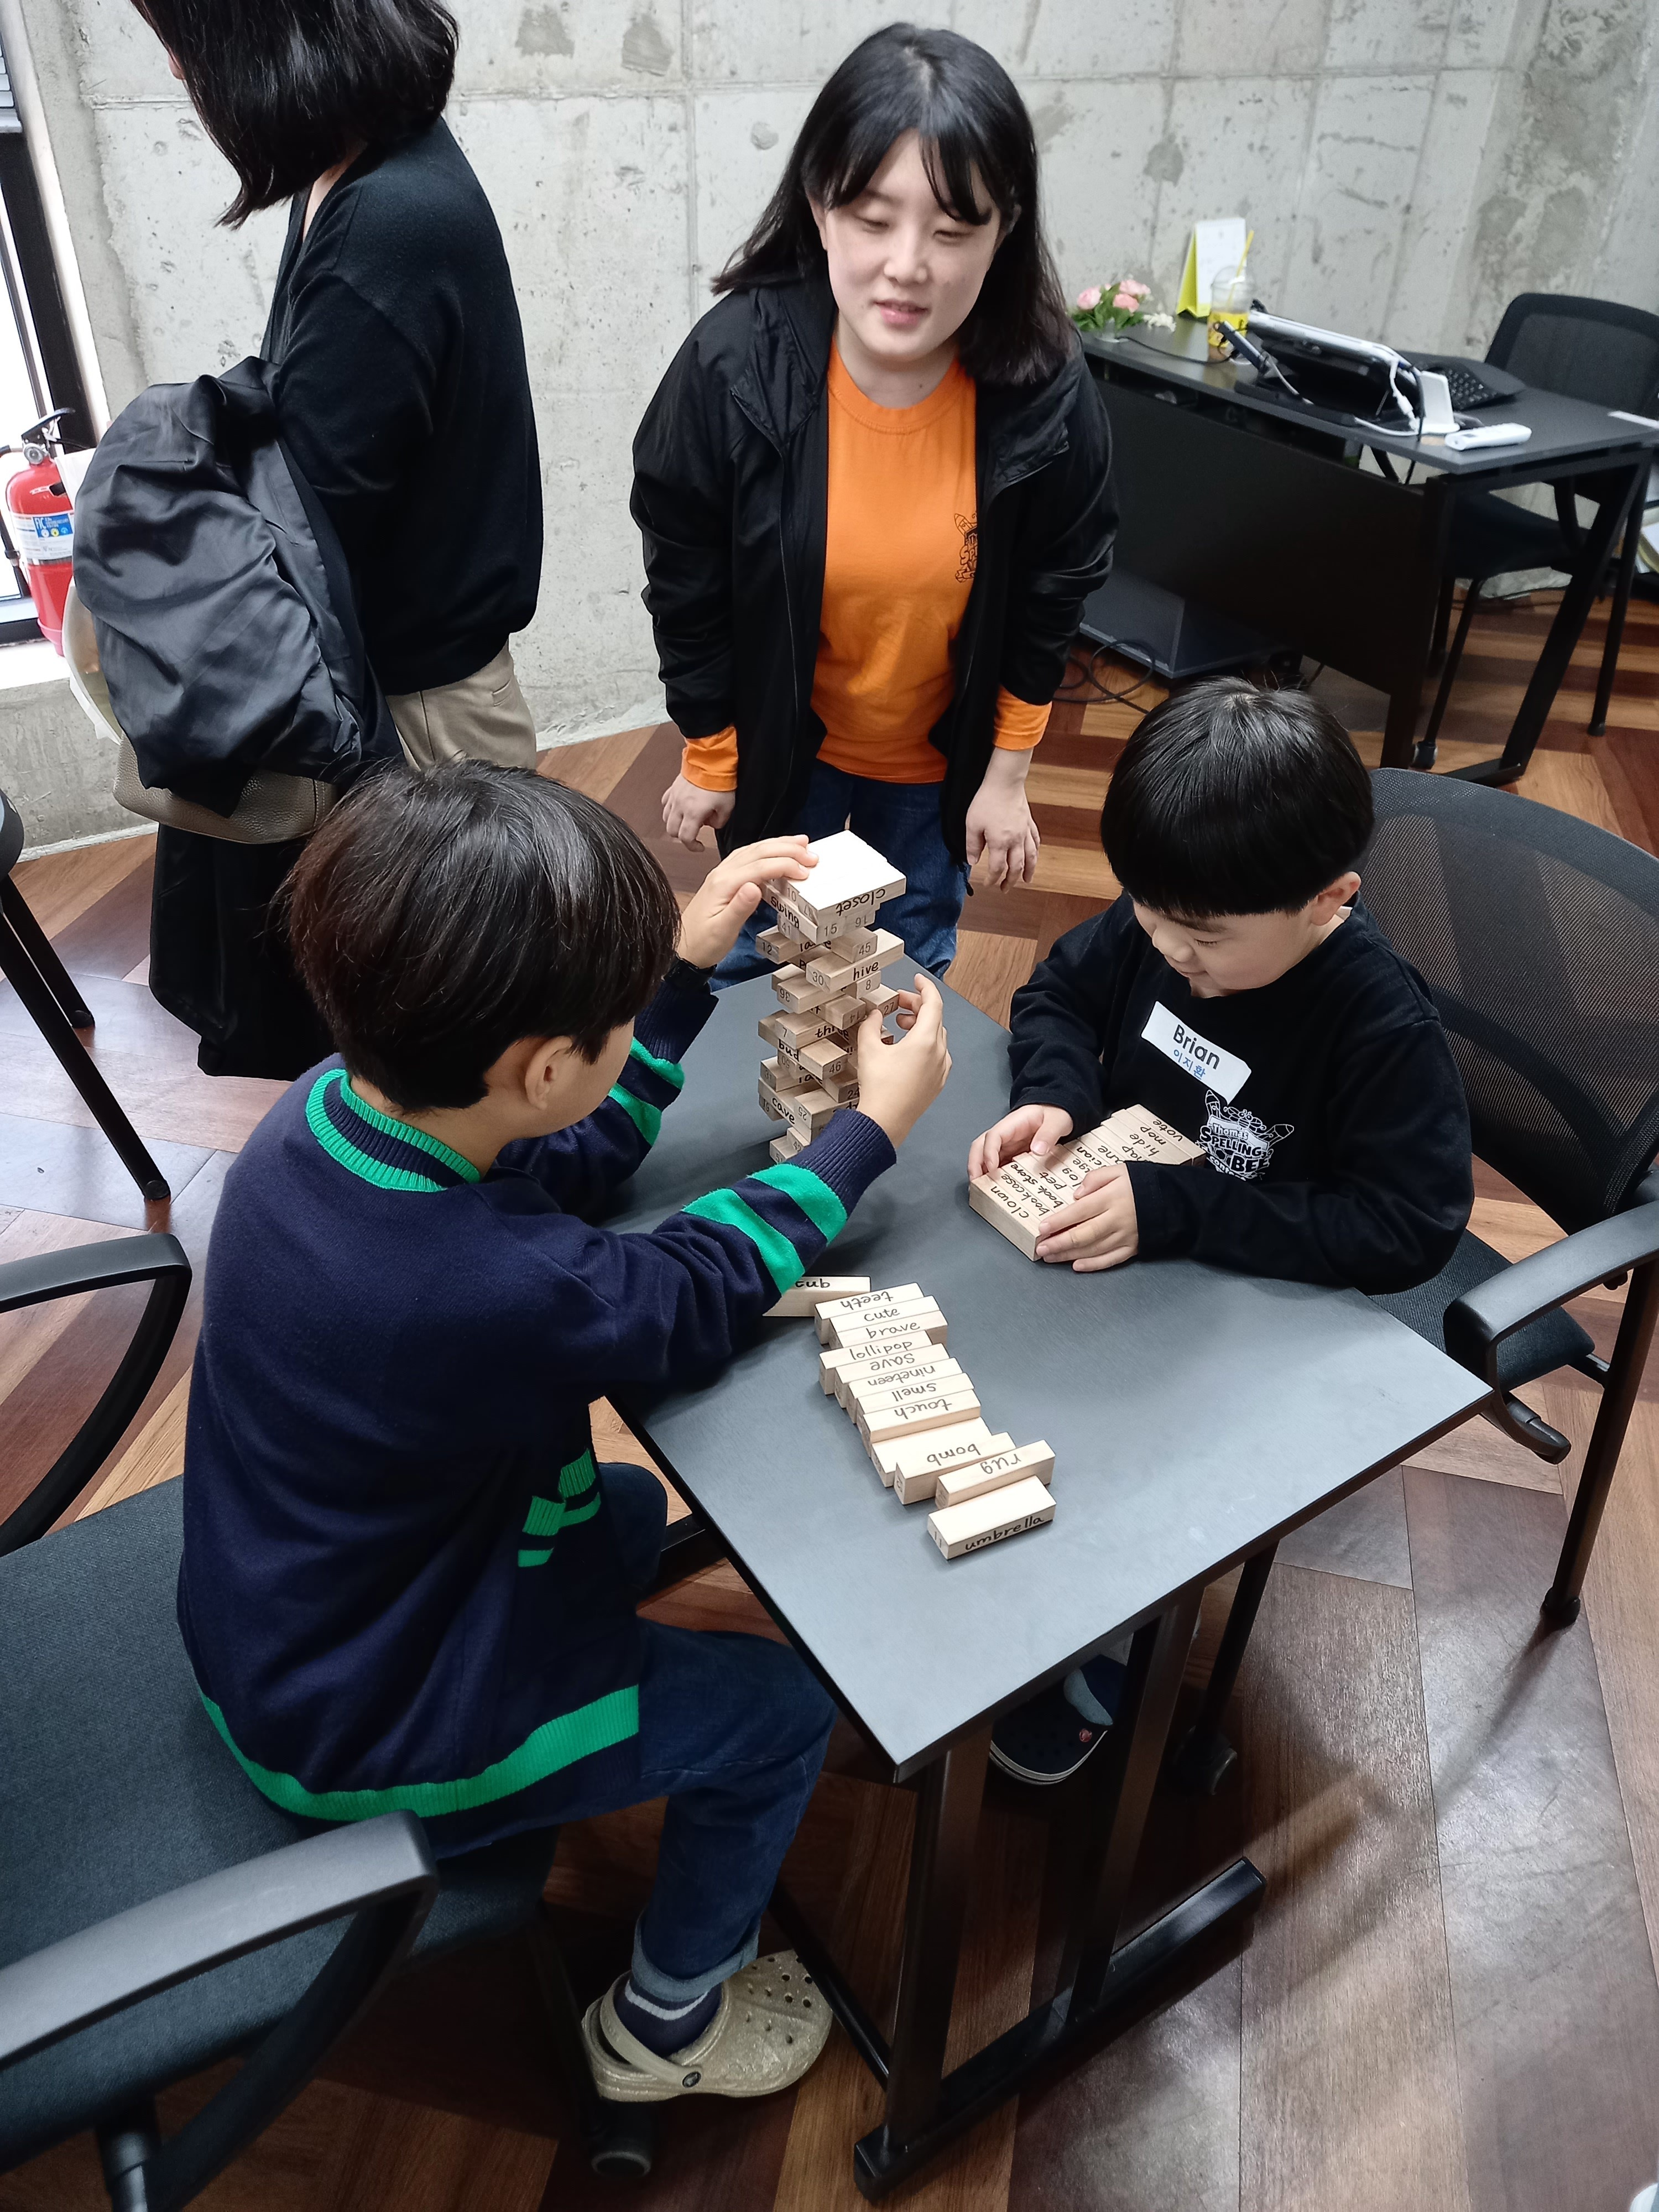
[989,1656,1128,1786]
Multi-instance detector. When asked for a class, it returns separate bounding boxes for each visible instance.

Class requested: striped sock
[610,1975,721,2058]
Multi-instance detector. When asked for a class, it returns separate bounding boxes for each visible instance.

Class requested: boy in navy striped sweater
[178,761,950,2105]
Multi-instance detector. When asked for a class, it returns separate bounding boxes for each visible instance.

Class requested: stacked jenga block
[806,1282,1055,1557]
[752,836,909,1160]
[968,1103,1207,1259]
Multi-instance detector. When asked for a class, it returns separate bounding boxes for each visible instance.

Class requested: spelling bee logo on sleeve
[1141,1000,1251,1103]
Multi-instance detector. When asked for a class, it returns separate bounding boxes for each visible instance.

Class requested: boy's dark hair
[133,0,456,227]
[1101,678,1374,917]
[284,762,679,1112]
[715,23,1073,389]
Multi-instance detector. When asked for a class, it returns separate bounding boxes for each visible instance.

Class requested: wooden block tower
[754,831,907,1163]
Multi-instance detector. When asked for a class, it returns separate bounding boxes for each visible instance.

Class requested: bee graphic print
[1200,1092,1293,1181]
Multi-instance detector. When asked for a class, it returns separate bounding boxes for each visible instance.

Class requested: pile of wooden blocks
[755,832,908,1165]
[969,1103,1206,1258]
[797,1280,1056,1560]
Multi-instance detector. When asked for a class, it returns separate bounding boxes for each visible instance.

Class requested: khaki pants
[387,644,537,772]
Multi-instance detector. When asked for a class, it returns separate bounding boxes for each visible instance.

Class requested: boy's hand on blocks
[662,774,735,852]
[677,837,815,968]
[855,974,951,1147]
[967,1103,1075,1180]
[1031,1162,1140,1272]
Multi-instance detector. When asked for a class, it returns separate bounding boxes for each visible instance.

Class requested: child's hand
[1032,1164,1140,1272]
[854,975,951,1146]
[967,1103,1074,1180]
[676,837,814,969]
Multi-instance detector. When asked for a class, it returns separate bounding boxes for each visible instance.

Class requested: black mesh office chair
[0,1234,657,2203]
[1416,294,1659,768]
[1172,770,1659,1795]
[0,788,170,1202]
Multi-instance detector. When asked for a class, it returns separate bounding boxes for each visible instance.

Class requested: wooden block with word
[764,1274,872,1319]
[758,1013,788,1049]
[757,924,807,966]
[818,1329,936,1394]
[845,1360,966,1419]
[799,1035,851,1084]
[773,1041,807,1087]
[858,1386,981,1447]
[832,1303,948,1354]
[770,1130,805,1164]
[928,1476,1055,1559]
[814,1282,924,1342]
[768,1008,837,1053]
[775,1085,837,1139]
[785,830,906,931]
[771,965,836,1016]
[802,948,857,995]
[759,1081,787,1122]
[872,1418,997,1489]
[833,1345,956,1408]
[893,1431,1016,1505]
[759,1055,807,1101]
[969,1104,1205,1261]
[933,1440,1055,1510]
[817,994,868,1045]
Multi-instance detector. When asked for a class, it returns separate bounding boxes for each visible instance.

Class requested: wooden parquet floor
[5,592,1659,2211]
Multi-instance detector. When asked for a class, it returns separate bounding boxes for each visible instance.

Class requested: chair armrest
[0,1233,192,1557]
[1444,1181,1659,1370]
[0,1812,437,2071]
[0,1232,191,1318]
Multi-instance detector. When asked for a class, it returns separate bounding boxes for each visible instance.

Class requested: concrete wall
[8,0,1659,842]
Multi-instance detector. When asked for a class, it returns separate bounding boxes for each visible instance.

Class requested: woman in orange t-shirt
[633,25,1115,982]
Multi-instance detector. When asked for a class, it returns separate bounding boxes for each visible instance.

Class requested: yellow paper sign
[1176,217,1249,316]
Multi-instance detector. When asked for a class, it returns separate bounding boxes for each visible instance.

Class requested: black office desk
[605,980,1487,2196]
[1084,319,1658,782]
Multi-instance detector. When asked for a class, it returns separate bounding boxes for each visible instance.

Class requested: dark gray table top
[1083,319,1659,478]
[606,978,1487,1776]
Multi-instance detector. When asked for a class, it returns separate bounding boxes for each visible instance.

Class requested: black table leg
[1589,477,1644,737]
[878,1725,990,2145]
[851,1591,1263,2198]
[1168,1543,1278,1796]
[1451,458,1647,786]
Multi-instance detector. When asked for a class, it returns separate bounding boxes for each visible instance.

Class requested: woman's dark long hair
[133,0,456,226]
[715,23,1072,388]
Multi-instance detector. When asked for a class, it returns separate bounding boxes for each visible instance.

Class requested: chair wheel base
[1168,1726,1239,1798]
[142,1177,171,1203]
[1541,1588,1581,1626]
[588,2099,655,2178]
[1413,740,1439,771]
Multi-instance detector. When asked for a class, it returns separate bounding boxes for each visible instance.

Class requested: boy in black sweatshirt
[179,762,950,2103]
[968,678,1471,1783]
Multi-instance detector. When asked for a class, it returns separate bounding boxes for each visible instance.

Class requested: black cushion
[1447,488,1571,585]
[1370,1228,1595,1391]
[0,1481,560,2170]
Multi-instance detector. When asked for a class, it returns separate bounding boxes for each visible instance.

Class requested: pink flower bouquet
[1071,275,1159,334]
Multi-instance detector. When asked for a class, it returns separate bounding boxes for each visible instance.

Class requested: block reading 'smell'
[764,1275,872,1320]
[833,1346,956,1407]
[927,1476,1056,1559]
[969,1104,1206,1259]
[846,1362,967,1419]
[932,1441,1055,1509]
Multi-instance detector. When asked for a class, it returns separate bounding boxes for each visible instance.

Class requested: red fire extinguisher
[2,409,76,654]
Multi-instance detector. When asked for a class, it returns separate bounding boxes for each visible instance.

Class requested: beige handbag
[64,583,341,846]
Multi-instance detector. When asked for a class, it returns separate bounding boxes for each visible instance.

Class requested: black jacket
[1008,898,1472,1293]
[74,357,400,816]
[632,278,1117,862]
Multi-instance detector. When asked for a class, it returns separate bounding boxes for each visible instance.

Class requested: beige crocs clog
[581,1951,831,2103]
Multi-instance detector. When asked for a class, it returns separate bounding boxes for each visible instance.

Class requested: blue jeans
[555,1464,836,2002]
[714,761,971,988]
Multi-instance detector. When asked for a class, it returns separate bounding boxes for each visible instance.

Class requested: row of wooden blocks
[968,1102,1207,1259]
[766,1275,1056,1559]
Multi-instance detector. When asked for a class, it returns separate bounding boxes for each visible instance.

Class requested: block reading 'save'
[764,1275,872,1320]
[833,1345,956,1408]
[932,1441,1055,1509]
[928,1475,1055,1558]
[845,1361,967,1418]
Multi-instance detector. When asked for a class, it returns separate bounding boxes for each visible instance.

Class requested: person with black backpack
[98,0,541,1078]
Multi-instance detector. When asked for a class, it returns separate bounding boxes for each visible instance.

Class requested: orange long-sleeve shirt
[681,346,1050,792]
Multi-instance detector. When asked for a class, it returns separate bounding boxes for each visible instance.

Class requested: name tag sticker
[1141,1000,1251,1103]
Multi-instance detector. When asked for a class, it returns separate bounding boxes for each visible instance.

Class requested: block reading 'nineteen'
[927,1475,1056,1559]
[818,1331,936,1394]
